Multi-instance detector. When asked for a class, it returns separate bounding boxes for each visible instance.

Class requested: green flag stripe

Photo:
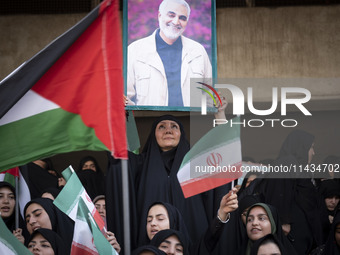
[54,168,84,216]
[0,108,107,171]
[0,217,32,254]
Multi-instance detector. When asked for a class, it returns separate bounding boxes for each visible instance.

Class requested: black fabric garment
[0,181,30,241]
[318,179,340,243]
[76,156,105,200]
[105,115,229,254]
[27,228,67,255]
[253,130,323,254]
[23,162,59,199]
[212,194,262,255]
[323,211,340,255]
[237,171,262,197]
[139,201,190,246]
[239,203,298,255]
[250,234,288,255]
[132,245,167,255]
[40,187,61,199]
[150,229,190,255]
[24,197,74,254]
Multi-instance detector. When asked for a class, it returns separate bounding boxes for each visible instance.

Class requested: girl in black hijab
[318,179,340,242]
[139,201,190,246]
[239,203,297,255]
[24,197,74,254]
[0,181,29,244]
[76,155,105,200]
[150,229,190,255]
[106,115,230,252]
[27,228,67,255]
[253,130,323,254]
[250,234,287,255]
[132,245,167,255]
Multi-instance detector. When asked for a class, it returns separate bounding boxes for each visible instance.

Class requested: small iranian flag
[71,199,117,255]
[0,216,31,255]
[0,0,127,171]
[54,166,105,232]
[177,117,243,198]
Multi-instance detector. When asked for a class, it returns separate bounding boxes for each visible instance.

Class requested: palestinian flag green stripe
[1,108,106,170]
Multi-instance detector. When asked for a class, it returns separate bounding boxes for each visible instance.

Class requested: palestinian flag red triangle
[0,0,127,171]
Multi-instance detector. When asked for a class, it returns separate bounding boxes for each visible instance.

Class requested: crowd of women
[1,102,339,255]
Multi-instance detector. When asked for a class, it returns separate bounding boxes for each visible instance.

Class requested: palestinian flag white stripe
[0,90,59,126]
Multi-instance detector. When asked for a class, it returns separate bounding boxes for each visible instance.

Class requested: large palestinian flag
[0,0,127,171]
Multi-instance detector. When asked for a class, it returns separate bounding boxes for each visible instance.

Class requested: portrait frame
[123,0,217,111]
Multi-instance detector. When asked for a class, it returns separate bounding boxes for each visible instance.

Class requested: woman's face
[82,160,96,172]
[0,186,15,219]
[155,120,181,152]
[94,199,106,220]
[28,233,55,255]
[247,206,272,241]
[257,242,281,255]
[158,234,184,255]
[325,196,340,211]
[335,223,340,247]
[308,143,315,164]
[146,204,170,240]
[25,203,52,234]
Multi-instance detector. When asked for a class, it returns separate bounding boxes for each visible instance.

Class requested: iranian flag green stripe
[0,0,127,171]
[177,117,243,198]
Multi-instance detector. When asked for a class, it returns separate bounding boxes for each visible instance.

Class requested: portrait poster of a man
[125,0,216,110]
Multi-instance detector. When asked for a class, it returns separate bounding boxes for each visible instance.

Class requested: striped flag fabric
[0,216,31,255]
[177,117,243,198]
[54,166,105,232]
[0,167,31,218]
[0,167,19,187]
[70,199,117,255]
[0,0,127,172]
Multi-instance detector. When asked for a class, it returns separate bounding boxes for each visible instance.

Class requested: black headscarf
[0,181,30,241]
[132,245,167,255]
[150,229,190,255]
[0,181,16,230]
[139,201,190,246]
[318,179,340,242]
[24,197,74,254]
[237,171,262,197]
[106,115,230,253]
[76,156,105,200]
[278,129,314,166]
[28,228,67,255]
[241,203,298,255]
[253,130,323,254]
[24,162,59,199]
[250,234,288,255]
[40,187,61,200]
[323,211,340,255]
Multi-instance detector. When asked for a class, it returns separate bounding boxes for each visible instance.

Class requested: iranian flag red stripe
[0,0,127,171]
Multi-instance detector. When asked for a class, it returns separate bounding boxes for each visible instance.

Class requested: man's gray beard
[159,21,184,40]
